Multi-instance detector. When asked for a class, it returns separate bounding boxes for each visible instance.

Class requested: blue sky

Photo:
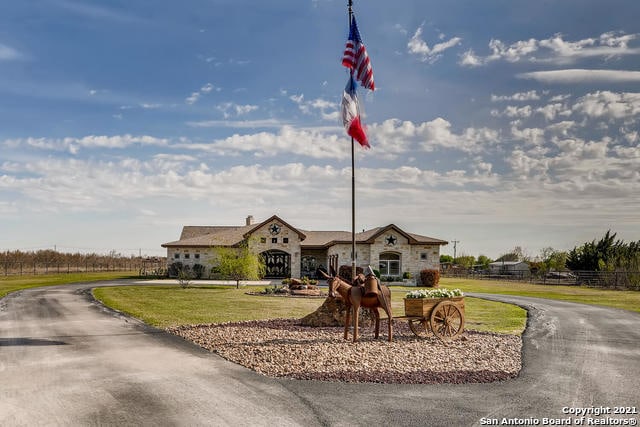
[1,0,639,259]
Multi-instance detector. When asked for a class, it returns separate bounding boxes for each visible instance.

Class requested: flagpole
[348,0,356,282]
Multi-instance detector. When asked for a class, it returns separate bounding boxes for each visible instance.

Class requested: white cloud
[176,125,348,160]
[518,69,640,83]
[408,26,462,64]
[289,94,339,121]
[216,102,259,118]
[186,119,285,129]
[492,105,533,118]
[572,91,640,121]
[185,82,220,104]
[418,118,499,153]
[491,91,541,102]
[510,126,545,146]
[459,49,483,67]
[461,31,640,67]
[2,135,168,154]
[535,103,572,121]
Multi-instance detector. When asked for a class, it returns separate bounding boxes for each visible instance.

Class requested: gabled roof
[243,215,307,241]
[162,217,447,248]
[299,224,447,248]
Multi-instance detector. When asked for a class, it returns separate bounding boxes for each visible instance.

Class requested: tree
[539,248,567,272]
[213,243,265,289]
[476,255,492,269]
[567,230,640,271]
[440,254,453,264]
[495,246,530,263]
[455,255,475,269]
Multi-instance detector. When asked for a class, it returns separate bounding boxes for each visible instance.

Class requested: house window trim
[379,251,401,276]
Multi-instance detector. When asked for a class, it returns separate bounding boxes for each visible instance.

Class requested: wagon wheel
[430,301,464,341]
[408,318,431,338]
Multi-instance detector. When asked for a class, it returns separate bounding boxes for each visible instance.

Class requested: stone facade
[162,215,447,280]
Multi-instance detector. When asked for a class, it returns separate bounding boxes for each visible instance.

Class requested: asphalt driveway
[1,281,638,426]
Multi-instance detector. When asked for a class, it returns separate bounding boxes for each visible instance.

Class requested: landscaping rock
[167,319,522,384]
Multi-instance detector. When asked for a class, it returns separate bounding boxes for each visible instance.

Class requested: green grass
[93,284,529,335]
[8,274,636,337]
[0,271,139,298]
[93,285,328,328]
[438,278,640,313]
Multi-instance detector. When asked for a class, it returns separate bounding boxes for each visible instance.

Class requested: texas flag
[341,75,369,148]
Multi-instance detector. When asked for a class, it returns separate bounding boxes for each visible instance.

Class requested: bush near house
[338,265,364,281]
[192,264,206,279]
[419,269,440,287]
[168,262,184,278]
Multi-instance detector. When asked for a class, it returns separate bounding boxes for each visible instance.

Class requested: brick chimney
[246,215,254,226]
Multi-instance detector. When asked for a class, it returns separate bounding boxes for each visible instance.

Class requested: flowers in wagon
[405,288,464,299]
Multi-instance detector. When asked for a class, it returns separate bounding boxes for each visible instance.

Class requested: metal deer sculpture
[319,269,393,342]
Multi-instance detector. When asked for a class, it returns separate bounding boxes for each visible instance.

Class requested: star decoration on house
[386,235,397,246]
[269,223,281,235]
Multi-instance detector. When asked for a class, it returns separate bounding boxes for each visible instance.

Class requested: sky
[1,0,639,260]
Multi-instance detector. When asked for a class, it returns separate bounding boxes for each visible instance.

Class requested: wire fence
[441,269,640,291]
[1,259,167,278]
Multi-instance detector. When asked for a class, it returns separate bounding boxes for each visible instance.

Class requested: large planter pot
[404,296,465,317]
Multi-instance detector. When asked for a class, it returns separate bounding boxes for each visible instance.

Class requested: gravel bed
[168,319,522,384]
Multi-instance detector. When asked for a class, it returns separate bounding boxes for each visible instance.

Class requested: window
[283,238,289,244]
[272,237,278,243]
[379,252,400,276]
[195,254,200,260]
[174,253,180,259]
[184,253,190,259]
[420,253,428,260]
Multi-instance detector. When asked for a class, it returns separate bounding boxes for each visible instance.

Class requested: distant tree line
[1,249,166,276]
[566,230,640,271]
[440,230,639,274]
[0,249,149,265]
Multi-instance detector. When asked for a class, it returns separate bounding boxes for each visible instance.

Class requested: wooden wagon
[395,296,465,341]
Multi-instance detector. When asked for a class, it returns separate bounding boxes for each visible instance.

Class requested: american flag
[342,15,375,91]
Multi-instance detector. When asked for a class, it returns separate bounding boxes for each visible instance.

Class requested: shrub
[177,265,193,288]
[192,264,205,279]
[419,269,440,287]
[403,271,412,280]
[168,262,183,278]
[338,265,364,282]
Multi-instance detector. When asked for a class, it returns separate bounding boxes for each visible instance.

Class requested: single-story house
[488,261,530,275]
[161,215,448,279]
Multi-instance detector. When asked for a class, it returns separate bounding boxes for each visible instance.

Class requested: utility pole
[451,240,459,264]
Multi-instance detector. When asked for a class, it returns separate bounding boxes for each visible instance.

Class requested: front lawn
[439,278,640,313]
[93,284,528,335]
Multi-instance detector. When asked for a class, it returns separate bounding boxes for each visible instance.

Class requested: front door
[261,250,291,278]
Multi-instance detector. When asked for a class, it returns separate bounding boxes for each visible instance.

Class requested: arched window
[379,252,400,276]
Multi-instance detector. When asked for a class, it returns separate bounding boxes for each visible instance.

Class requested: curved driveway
[1,281,638,426]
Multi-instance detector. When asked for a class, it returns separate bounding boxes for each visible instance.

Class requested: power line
[451,240,460,261]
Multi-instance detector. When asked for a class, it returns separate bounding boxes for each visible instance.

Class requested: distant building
[162,215,448,279]
[488,261,530,275]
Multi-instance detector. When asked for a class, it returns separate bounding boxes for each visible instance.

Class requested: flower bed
[405,288,464,299]
[404,288,465,317]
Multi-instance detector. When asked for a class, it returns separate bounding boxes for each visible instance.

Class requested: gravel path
[167,319,522,384]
